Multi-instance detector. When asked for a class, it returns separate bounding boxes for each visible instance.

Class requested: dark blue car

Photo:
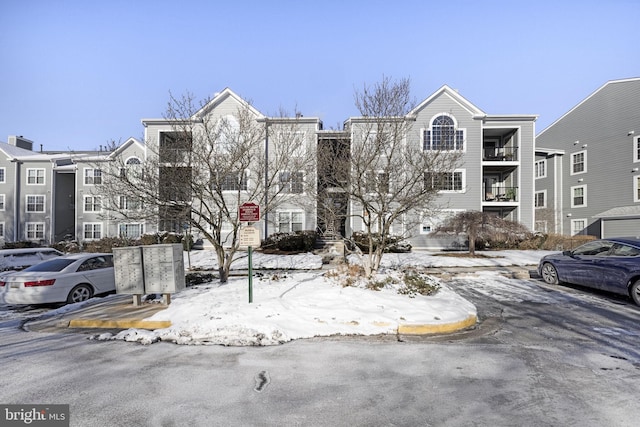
[537,237,640,306]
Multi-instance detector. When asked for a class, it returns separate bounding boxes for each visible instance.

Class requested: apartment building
[1,85,537,249]
[535,78,640,237]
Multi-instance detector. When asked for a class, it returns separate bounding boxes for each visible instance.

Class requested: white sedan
[0,253,115,305]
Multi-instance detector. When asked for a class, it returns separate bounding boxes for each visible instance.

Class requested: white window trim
[83,222,103,240]
[570,184,587,208]
[26,168,45,185]
[635,175,640,203]
[0,167,5,183]
[278,170,305,195]
[83,168,102,186]
[83,195,102,213]
[0,194,4,211]
[535,159,547,179]
[118,223,145,238]
[432,169,466,193]
[634,136,640,163]
[570,150,587,176]
[570,218,587,236]
[25,194,45,213]
[276,210,305,233]
[220,170,249,193]
[534,190,547,209]
[25,222,45,240]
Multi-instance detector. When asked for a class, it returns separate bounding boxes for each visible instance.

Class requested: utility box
[142,244,185,294]
[113,246,145,294]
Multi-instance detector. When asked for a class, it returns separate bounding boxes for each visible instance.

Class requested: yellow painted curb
[68,319,171,330]
[397,314,477,335]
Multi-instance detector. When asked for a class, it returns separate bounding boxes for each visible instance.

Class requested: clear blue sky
[1,0,638,151]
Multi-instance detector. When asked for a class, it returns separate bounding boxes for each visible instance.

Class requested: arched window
[423,115,464,151]
[120,157,142,179]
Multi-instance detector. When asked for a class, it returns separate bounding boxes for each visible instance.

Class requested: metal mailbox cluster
[113,244,185,302]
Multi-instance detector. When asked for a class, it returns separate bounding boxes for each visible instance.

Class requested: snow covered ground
[93,249,553,346]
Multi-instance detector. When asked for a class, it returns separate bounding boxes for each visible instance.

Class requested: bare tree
[97,91,315,282]
[317,76,461,278]
[436,211,531,255]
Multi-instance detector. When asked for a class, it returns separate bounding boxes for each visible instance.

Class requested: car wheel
[541,262,559,285]
[67,284,93,304]
[630,281,640,306]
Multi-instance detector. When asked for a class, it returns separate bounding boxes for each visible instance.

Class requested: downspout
[12,160,21,242]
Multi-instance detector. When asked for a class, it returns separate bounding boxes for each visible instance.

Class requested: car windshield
[23,258,77,272]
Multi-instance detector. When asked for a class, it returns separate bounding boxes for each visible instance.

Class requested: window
[571,185,586,207]
[571,219,587,236]
[535,160,547,179]
[571,151,586,175]
[220,171,248,191]
[26,195,45,212]
[83,223,102,240]
[423,115,464,151]
[0,222,3,238]
[0,194,4,211]
[278,211,303,232]
[534,191,546,208]
[610,243,640,257]
[365,171,389,194]
[26,222,45,240]
[84,168,102,185]
[424,171,464,192]
[119,195,142,210]
[83,195,102,212]
[634,136,640,163]
[120,157,142,179]
[0,168,5,183]
[27,168,45,185]
[119,223,144,238]
[634,176,640,202]
[279,171,304,194]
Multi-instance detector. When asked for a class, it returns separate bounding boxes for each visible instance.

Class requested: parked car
[0,253,115,305]
[0,248,64,272]
[538,237,640,305]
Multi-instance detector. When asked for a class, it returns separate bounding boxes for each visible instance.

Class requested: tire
[541,262,560,285]
[630,281,640,306]
[67,284,93,304]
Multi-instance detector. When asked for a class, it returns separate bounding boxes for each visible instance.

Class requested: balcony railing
[485,186,518,202]
[483,146,518,161]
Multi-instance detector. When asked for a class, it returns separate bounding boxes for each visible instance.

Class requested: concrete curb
[397,314,478,335]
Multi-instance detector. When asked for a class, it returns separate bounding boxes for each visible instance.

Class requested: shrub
[261,230,317,253]
[518,233,596,251]
[350,231,412,253]
[2,241,40,249]
[398,272,440,297]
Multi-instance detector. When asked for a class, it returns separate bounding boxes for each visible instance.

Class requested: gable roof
[409,85,485,118]
[107,137,145,160]
[194,87,264,120]
[537,77,640,138]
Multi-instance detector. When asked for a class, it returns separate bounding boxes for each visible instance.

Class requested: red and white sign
[239,202,260,222]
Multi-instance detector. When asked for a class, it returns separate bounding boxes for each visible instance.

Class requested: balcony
[483,146,518,162]
[484,186,518,203]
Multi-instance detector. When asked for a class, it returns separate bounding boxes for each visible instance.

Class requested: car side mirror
[562,250,573,257]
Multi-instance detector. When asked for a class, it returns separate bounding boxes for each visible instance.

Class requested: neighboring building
[1,85,538,249]
[535,78,640,237]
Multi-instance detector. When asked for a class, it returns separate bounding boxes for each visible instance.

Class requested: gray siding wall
[536,79,640,237]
